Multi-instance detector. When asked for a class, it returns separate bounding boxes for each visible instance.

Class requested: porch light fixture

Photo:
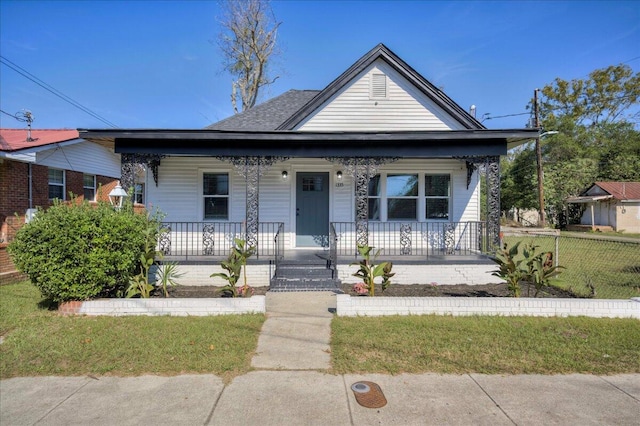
[336,170,343,180]
[108,181,128,210]
[281,170,288,180]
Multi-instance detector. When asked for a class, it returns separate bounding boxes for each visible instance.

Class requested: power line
[0,55,119,128]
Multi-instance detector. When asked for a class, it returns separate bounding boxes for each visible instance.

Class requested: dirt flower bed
[155,283,579,298]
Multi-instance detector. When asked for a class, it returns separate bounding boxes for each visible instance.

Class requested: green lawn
[0,281,265,382]
[331,315,640,375]
[3,280,638,379]
[503,234,640,299]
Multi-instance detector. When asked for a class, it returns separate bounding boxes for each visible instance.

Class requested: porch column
[120,153,136,194]
[463,155,501,251]
[485,155,501,250]
[325,156,398,251]
[354,159,371,248]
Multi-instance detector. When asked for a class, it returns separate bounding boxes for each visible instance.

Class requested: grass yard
[0,281,265,382]
[331,315,640,375]
[503,234,640,299]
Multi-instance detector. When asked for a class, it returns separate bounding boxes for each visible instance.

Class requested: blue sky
[1,0,638,131]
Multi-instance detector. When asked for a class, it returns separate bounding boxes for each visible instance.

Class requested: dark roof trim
[276,43,485,131]
[79,128,538,157]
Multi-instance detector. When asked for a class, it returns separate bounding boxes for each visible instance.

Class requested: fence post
[554,235,559,267]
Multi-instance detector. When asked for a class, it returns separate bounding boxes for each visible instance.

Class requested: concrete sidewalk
[2,373,639,425]
[2,291,639,425]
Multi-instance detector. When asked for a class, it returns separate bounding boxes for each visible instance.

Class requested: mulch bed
[156,283,579,298]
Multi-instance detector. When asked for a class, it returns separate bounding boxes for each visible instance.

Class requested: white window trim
[362,172,452,222]
[134,182,145,205]
[200,170,231,221]
[425,174,452,221]
[48,168,65,201]
[83,174,96,201]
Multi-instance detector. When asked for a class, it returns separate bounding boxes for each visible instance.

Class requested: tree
[503,64,640,226]
[217,0,281,113]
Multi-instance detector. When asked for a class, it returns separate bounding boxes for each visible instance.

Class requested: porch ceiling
[78,129,539,157]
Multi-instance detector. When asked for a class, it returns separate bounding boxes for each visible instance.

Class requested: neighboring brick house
[0,128,122,282]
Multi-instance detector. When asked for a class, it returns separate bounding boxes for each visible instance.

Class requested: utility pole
[534,88,546,228]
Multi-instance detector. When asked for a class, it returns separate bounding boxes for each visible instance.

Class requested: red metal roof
[0,128,80,152]
[593,182,640,201]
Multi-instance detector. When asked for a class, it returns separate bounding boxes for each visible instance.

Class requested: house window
[83,174,96,201]
[203,173,229,220]
[368,174,381,220]
[134,183,145,204]
[387,174,418,220]
[48,168,65,200]
[425,174,450,220]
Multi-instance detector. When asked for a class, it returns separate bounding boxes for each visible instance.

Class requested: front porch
[156,220,501,288]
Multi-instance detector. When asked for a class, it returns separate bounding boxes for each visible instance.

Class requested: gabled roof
[567,181,640,203]
[206,90,320,131]
[277,43,484,130]
[591,182,640,201]
[0,128,80,152]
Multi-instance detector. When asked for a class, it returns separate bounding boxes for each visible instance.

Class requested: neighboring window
[134,183,145,204]
[425,174,450,220]
[387,174,418,220]
[371,73,387,99]
[203,173,229,220]
[368,174,381,220]
[48,168,65,200]
[83,174,96,201]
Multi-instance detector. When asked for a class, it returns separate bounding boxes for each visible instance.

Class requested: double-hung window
[134,183,145,204]
[83,174,96,201]
[203,173,229,220]
[387,174,418,220]
[48,168,65,200]
[425,174,450,220]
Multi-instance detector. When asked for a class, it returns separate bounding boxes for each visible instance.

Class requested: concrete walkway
[251,291,335,370]
[2,291,639,425]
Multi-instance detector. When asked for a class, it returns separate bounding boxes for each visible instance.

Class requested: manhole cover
[351,381,387,408]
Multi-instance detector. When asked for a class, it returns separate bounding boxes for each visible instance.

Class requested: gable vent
[371,73,387,99]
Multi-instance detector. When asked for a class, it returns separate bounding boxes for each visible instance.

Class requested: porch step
[271,262,342,293]
[269,278,343,293]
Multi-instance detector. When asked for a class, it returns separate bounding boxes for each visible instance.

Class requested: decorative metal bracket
[121,153,165,193]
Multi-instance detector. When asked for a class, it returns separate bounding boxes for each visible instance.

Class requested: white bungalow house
[566,182,640,233]
[79,44,537,290]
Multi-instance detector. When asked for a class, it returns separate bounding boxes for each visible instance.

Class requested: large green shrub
[8,200,156,302]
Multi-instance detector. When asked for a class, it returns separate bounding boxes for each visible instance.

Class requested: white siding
[149,157,479,249]
[35,141,121,177]
[297,60,466,131]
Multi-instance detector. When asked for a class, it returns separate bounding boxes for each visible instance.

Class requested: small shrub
[8,200,153,303]
[490,241,565,297]
[350,244,394,296]
[211,238,255,297]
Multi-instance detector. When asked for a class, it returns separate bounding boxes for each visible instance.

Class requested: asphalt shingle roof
[205,90,320,131]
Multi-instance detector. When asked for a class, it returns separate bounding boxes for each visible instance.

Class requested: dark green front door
[296,172,329,247]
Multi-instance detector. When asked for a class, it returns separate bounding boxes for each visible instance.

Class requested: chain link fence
[502,229,640,299]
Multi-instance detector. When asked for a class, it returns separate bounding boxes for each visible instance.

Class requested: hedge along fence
[502,231,640,299]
